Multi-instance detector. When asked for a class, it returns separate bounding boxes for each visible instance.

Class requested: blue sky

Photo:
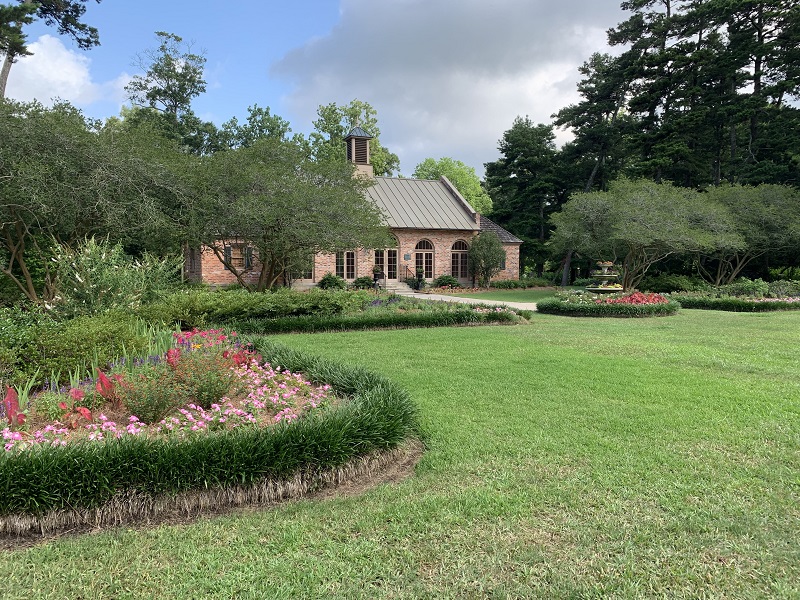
[7,0,626,176]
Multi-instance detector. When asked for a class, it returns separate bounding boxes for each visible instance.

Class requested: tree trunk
[0,53,14,99]
[560,249,573,287]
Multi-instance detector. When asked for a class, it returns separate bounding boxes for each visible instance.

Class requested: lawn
[445,287,563,303]
[2,310,799,598]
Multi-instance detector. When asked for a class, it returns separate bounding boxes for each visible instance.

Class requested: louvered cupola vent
[344,126,374,178]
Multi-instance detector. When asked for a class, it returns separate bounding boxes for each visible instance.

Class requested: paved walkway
[411,292,538,312]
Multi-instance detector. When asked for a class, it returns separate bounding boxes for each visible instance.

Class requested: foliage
[316,273,348,291]
[432,275,461,289]
[309,99,400,176]
[350,276,376,290]
[718,277,770,298]
[0,100,186,304]
[668,293,800,312]
[118,364,189,424]
[48,237,182,319]
[125,31,206,119]
[484,118,571,272]
[489,277,553,289]
[468,232,505,287]
[698,185,800,285]
[639,273,712,294]
[537,290,679,317]
[189,136,389,291]
[139,288,372,329]
[413,157,492,213]
[0,0,101,98]
[224,305,523,335]
[0,341,420,518]
[550,178,744,290]
[16,312,151,385]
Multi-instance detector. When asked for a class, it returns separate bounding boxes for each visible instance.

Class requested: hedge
[668,295,800,312]
[0,340,421,530]
[536,297,680,318]
[223,308,524,334]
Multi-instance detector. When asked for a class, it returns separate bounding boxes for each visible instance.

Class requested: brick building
[186,127,521,287]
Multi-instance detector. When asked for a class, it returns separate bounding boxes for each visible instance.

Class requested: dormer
[345,126,374,178]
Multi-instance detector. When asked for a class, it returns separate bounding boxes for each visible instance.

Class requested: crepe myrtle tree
[189,136,391,291]
[549,178,744,290]
[468,231,506,288]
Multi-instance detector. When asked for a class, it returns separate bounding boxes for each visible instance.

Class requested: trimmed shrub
[668,293,800,312]
[350,276,376,290]
[16,312,151,384]
[767,280,800,298]
[0,341,421,520]
[432,275,461,288]
[224,307,522,335]
[317,272,347,290]
[139,288,372,328]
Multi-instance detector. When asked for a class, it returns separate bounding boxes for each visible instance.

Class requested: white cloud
[272,0,625,175]
[5,35,131,110]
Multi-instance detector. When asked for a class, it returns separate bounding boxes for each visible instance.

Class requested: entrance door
[415,240,434,279]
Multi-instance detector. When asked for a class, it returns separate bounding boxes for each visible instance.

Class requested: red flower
[166,347,182,368]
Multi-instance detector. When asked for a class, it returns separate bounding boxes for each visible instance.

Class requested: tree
[412,157,492,213]
[0,0,101,98]
[468,231,506,287]
[309,99,400,176]
[124,31,218,154]
[218,104,292,149]
[0,100,186,304]
[697,184,800,284]
[484,118,569,275]
[189,137,390,291]
[549,178,743,290]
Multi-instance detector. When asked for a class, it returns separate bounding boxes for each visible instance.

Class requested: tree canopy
[413,157,492,214]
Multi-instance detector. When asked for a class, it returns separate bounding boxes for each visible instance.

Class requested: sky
[6,0,627,177]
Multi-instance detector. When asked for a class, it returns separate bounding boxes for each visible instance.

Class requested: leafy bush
[668,293,800,312]
[140,288,372,328]
[717,277,769,298]
[489,277,553,289]
[317,272,347,290]
[19,312,151,384]
[351,276,376,290]
[119,366,189,424]
[767,280,800,298]
[432,275,461,288]
[571,278,596,287]
[49,238,182,319]
[639,273,711,293]
[0,341,421,524]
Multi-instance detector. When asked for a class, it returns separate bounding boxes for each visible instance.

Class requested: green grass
[445,287,563,303]
[2,310,799,598]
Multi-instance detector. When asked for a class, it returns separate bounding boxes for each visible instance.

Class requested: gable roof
[367,176,479,231]
[479,216,523,244]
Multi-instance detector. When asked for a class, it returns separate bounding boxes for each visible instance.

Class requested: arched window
[415,240,434,278]
[374,235,398,279]
[451,240,469,279]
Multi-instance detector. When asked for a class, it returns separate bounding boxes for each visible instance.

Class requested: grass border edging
[0,340,421,534]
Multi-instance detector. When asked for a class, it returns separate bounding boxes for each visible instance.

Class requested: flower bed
[668,292,800,312]
[536,291,680,318]
[0,337,420,533]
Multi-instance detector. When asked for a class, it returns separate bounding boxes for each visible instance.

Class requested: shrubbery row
[668,294,800,312]
[139,288,373,328]
[0,340,421,516]
[536,296,680,318]
[225,307,526,335]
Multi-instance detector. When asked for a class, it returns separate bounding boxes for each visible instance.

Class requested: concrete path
[411,292,538,312]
